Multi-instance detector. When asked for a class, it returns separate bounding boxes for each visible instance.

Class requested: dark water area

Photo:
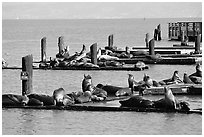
[2,18,202,135]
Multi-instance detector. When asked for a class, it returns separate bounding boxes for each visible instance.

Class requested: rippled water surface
[2,18,202,135]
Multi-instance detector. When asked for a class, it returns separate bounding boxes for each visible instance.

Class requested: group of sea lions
[3,64,200,111]
[47,45,126,69]
[2,74,109,107]
[119,86,190,111]
[128,64,202,95]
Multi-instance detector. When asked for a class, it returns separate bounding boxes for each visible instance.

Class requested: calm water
[2,18,202,135]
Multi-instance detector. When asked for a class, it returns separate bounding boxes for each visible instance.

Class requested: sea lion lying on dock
[159,71,183,85]
[2,94,29,106]
[53,88,75,106]
[28,93,56,106]
[96,84,132,97]
[189,64,202,84]
[119,86,190,111]
[81,74,107,101]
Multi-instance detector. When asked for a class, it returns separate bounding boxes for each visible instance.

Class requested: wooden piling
[145,33,149,48]
[181,30,185,45]
[90,43,97,65]
[157,24,161,41]
[108,34,113,48]
[41,37,46,62]
[154,29,158,41]
[22,55,33,96]
[125,46,130,54]
[195,34,201,53]
[149,39,155,55]
[58,36,65,54]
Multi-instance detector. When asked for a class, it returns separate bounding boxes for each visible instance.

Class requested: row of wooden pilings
[40,33,201,64]
[21,34,201,96]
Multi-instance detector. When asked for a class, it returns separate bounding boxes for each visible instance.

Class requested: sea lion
[82,74,93,92]
[119,95,154,108]
[160,71,183,85]
[96,84,122,96]
[183,73,194,84]
[27,98,44,106]
[53,88,65,104]
[128,74,137,93]
[28,93,55,106]
[143,74,153,88]
[98,55,119,61]
[75,45,87,61]
[53,88,75,106]
[163,86,177,109]
[115,88,132,97]
[72,91,91,104]
[189,64,202,84]
[2,94,29,106]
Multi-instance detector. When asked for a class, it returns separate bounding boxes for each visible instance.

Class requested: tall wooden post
[41,37,46,62]
[157,24,161,41]
[154,29,158,40]
[181,30,185,45]
[149,39,155,55]
[195,34,201,54]
[21,55,33,96]
[145,33,149,48]
[125,46,130,54]
[90,43,97,65]
[108,34,113,48]
[58,36,65,54]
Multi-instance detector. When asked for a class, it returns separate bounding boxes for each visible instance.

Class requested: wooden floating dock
[143,84,202,95]
[118,57,201,65]
[2,102,202,115]
[2,65,149,71]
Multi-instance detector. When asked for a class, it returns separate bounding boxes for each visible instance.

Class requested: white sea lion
[98,55,119,61]
[53,88,65,105]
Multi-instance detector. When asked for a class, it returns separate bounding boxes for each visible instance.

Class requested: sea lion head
[82,74,93,92]
[196,64,202,72]
[53,88,65,104]
[128,74,134,79]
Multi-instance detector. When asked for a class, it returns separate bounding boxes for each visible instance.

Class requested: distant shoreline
[2,17,202,21]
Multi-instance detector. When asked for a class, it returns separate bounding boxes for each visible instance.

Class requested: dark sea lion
[119,95,154,108]
[189,64,202,84]
[189,76,202,84]
[132,50,148,56]
[28,93,55,106]
[183,73,194,84]
[27,98,44,106]
[96,84,123,96]
[2,94,29,106]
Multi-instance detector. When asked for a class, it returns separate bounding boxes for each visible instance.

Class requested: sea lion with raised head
[163,86,177,109]
[183,73,194,84]
[128,74,137,93]
[82,74,93,92]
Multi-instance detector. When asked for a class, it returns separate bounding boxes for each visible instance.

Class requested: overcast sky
[2,2,202,19]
